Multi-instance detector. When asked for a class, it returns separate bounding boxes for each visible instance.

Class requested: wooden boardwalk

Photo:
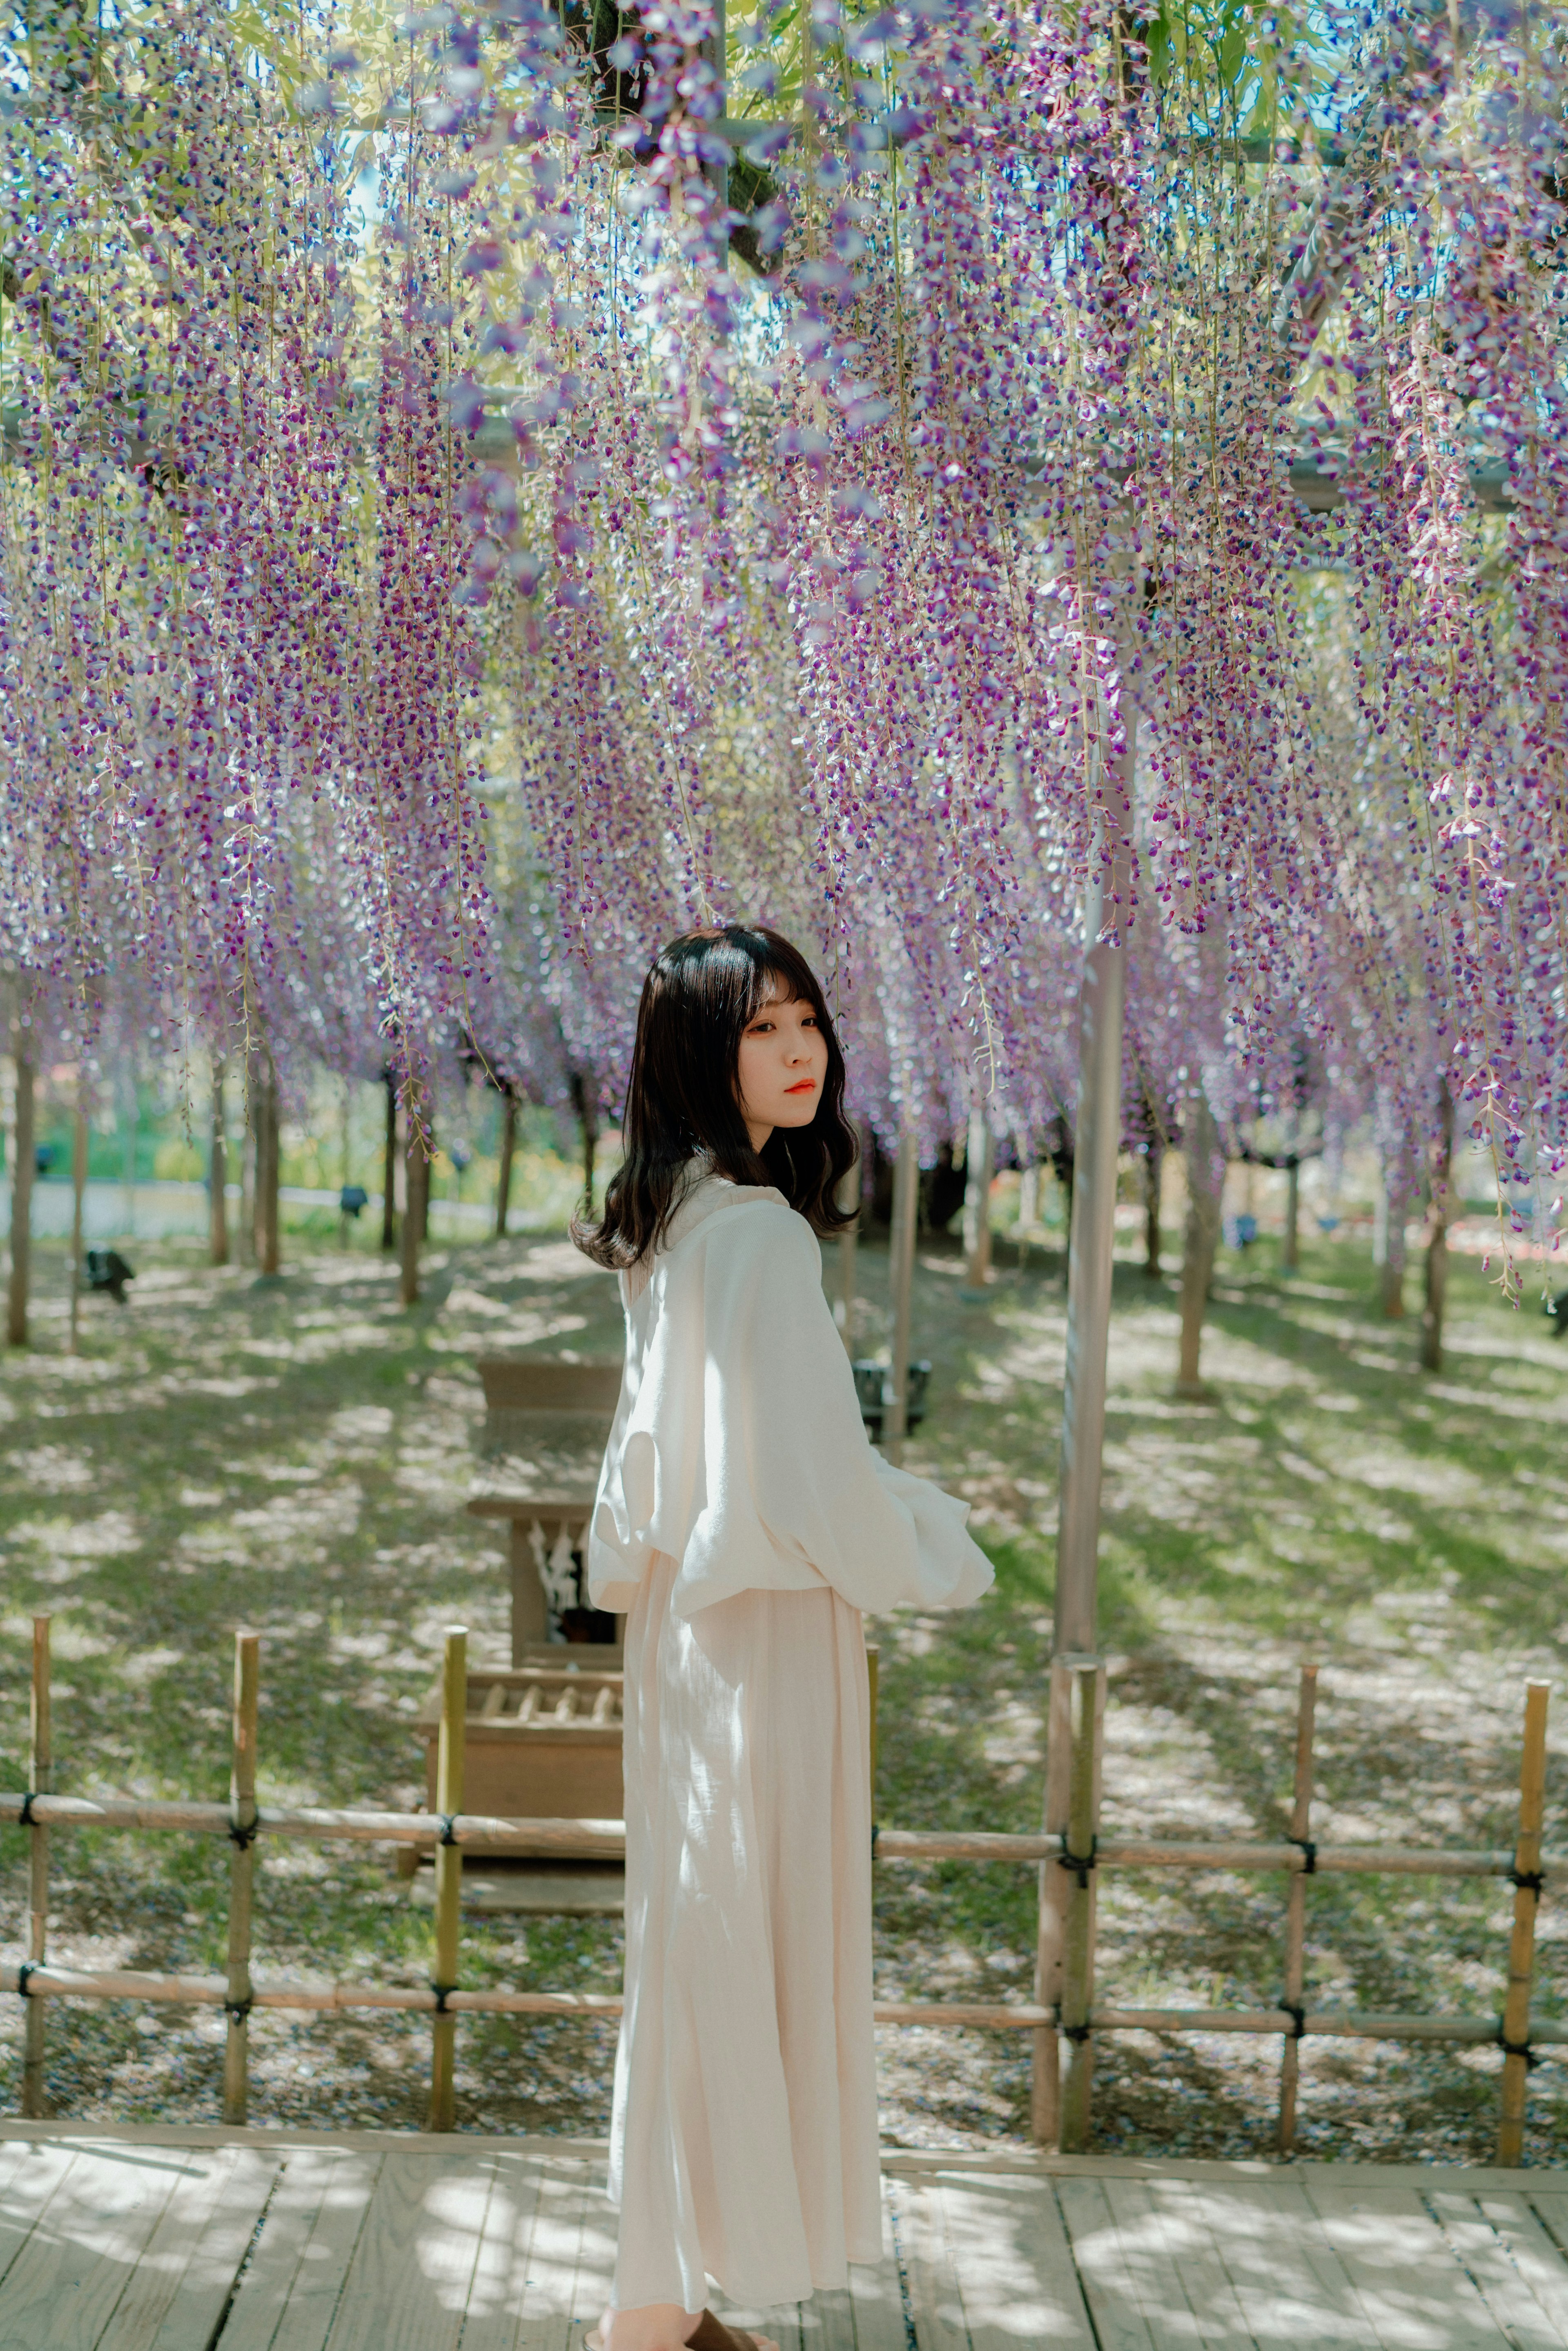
[4,2125,1568,2349]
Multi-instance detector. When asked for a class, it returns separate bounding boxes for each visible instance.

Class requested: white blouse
[588,1169,995,1620]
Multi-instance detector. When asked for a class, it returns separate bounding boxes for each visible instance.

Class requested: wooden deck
[4,2124,1568,2349]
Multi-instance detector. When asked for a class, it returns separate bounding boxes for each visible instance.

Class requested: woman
[577,924,993,2351]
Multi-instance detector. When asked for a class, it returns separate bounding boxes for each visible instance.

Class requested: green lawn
[1,1215,1565,2162]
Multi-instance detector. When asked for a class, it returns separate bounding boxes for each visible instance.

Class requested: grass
[1,1211,1565,2162]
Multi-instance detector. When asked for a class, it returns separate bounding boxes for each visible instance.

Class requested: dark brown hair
[574,924,858,1270]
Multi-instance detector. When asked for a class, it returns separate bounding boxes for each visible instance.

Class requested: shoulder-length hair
[574,924,859,1270]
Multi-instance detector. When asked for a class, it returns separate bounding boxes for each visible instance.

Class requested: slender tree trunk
[401,1105,430,1308]
[7,1039,35,1348]
[415,1107,432,1246]
[209,1058,229,1267]
[69,1091,87,1354]
[1374,1150,1407,1318]
[381,1075,399,1251]
[239,1119,255,1264]
[962,1108,993,1292]
[1018,1157,1040,1230]
[1144,1145,1163,1277]
[1420,1081,1452,1374]
[495,1094,517,1239]
[581,1113,597,1214]
[1176,1092,1223,1396]
[250,1050,280,1277]
[1281,1159,1300,1274]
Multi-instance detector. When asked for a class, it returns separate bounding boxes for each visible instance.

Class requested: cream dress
[588,1171,993,2313]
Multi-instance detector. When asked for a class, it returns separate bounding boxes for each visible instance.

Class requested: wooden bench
[467,1356,622,1658]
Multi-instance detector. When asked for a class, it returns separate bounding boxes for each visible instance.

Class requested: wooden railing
[1,1619,1553,2161]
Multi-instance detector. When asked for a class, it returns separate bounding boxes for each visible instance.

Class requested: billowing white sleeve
[668,1203,995,1618]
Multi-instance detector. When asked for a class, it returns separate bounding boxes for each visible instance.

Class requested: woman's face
[735,982,829,1152]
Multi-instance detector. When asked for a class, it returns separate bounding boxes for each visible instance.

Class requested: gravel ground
[1,1212,1565,2162]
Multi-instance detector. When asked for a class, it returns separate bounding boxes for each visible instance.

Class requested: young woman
[576,924,993,2351]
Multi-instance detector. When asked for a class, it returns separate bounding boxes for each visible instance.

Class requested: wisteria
[1,0,1564,1271]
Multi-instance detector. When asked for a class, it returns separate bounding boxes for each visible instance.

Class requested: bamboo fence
[1,1620,1555,2160]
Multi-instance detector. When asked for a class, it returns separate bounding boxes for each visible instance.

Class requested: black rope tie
[224,1994,254,2025]
[1058,1834,1097,1890]
[1499,2027,1538,2070]
[871,1824,880,1861]
[1289,1837,1317,1874]
[1510,1865,1545,1898]
[18,1792,37,1827]
[430,1981,457,2015]
[16,1961,38,2000]
[228,1818,259,1852]
[1280,2000,1307,2041]
[1061,2021,1092,2044]
[438,1815,460,1847]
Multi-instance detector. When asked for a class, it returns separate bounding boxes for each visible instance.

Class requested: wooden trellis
[1,1617,1554,2159]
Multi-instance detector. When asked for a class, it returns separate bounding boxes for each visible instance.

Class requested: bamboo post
[224,1632,260,2125]
[1031,1655,1076,2143]
[495,1092,517,1239]
[1498,1678,1550,2166]
[1058,1659,1107,2153]
[866,1641,879,1801]
[883,1123,919,1465]
[22,1614,51,2117]
[1277,1662,1318,2152]
[430,1625,467,2130]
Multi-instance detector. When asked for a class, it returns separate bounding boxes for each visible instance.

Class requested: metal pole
[883,1123,919,1466]
[1054,824,1131,1656]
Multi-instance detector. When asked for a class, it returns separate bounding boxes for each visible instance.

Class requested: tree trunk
[209,1058,229,1267]
[401,1110,430,1308]
[1420,1081,1452,1373]
[69,1093,87,1354]
[1176,1092,1223,1395]
[250,1051,280,1277]
[381,1074,399,1252]
[1281,1159,1300,1274]
[7,1041,34,1348]
[1018,1157,1040,1230]
[1374,1151,1407,1318]
[962,1109,993,1291]
[495,1094,517,1239]
[1144,1145,1163,1277]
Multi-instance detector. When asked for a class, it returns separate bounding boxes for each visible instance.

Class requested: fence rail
[2,1617,1555,2159]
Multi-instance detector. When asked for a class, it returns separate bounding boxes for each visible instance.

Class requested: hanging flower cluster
[1,0,1564,1265]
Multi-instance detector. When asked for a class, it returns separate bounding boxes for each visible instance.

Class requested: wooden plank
[566,2157,620,2342]
[513,2155,596,2351]
[1298,2175,1509,2349]
[452,2149,550,2351]
[220,2148,381,2351]
[0,2139,188,2349]
[1428,2192,1568,2350]
[0,2137,81,2285]
[1051,2175,1158,2351]
[1106,2177,1252,2349]
[845,2188,909,2351]
[100,2143,281,2351]
[891,2175,968,2351]
[801,2286,857,2351]
[323,2150,498,2351]
[1192,2178,1378,2349]
[933,2172,1096,2348]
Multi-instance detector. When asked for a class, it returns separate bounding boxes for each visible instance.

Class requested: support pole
[402,1097,429,1308]
[883,1123,919,1466]
[7,1033,34,1348]
[1498,1678,1550,2166]
[1420,1078,1452,1375]
[1282,1160,1300,1275]
[836,1154,860,1358]
[251,1050,280,1277]
[381,1073,399,1252]
[68,1091,88,1355]
[1277,1662,1318,2153]
[1058,1658,1106,2153]
[1054,844,1130,1655]
[430,1625,467,2130]
[962,1108,994,1295]
[22,1613,51,2117]
[224,1631,259,2126]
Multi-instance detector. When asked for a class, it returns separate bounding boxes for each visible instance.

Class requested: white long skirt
[608,1552,882,2313]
